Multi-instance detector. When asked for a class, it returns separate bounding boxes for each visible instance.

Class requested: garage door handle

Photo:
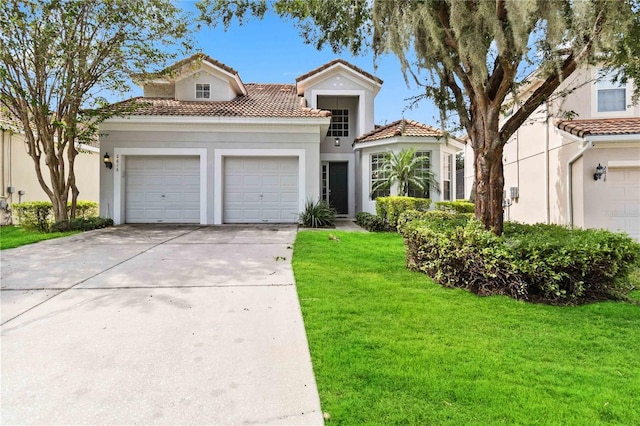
[161,194,166,198]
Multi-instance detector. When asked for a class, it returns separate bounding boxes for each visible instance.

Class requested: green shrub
[50,217,113,232]
[376,196,431,230]
[399,214,640,305]
[299,199,336,228]
[12,201,53,232]
[69,201,98,218]
[435,200,475,214]
[13,200,99,232]
[355,212,387,232]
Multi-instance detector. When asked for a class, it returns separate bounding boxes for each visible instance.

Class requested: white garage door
[224,157,298,223]
[125,156,200,223]
[606,167,640,240]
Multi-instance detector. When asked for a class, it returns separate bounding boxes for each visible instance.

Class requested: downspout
[567,140,593,227]
[544,101,550,224]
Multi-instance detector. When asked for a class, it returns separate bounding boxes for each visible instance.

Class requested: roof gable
[296,59,383,96]
[135,53,247,98]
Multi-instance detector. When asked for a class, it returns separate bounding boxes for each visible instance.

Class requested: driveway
[1,225,323,425]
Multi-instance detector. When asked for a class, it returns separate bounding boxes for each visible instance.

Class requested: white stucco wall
[175,71,234,102]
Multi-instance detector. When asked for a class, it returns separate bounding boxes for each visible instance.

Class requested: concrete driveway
[1,225,323,425]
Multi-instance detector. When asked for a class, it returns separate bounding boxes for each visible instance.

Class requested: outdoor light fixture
[334,137,341,147]
[593,163,607,181]
[103,153,113,169]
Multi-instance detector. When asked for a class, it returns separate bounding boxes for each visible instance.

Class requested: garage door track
[1,225,323,425]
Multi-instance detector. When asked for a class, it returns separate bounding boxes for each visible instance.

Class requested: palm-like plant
[371,148,440,197]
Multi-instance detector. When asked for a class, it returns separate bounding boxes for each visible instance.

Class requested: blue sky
[127,3,440,127]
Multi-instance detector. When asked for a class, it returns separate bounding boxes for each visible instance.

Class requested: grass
[0,226,79,250]
[292,231,640,425]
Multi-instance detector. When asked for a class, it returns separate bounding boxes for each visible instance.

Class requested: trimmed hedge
[376,196,431,230]
[398,211,640,305]
[355,212,387,232]
[435,200,475,214]
[13,200,100,232]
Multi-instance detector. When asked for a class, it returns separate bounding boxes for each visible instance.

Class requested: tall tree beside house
[199,0,640,235]
[371,149,439,198]
[0,0,191,222]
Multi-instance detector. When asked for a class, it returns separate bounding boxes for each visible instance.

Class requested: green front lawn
[0,226,79,250]
[292,231,640,424]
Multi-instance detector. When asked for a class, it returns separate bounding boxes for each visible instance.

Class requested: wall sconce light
[334,137,341,147]
[593,163,606,181]
[103,153,113,169]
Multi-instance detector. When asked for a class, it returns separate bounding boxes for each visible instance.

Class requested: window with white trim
[370,153,389,200]
[408,151,432,199]
[443,153,453,201]
[597,72,626,112]
[327,109,349,137]
[195,83,211,99]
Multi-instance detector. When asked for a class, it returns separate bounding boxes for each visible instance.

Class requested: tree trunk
[471,118,505,235]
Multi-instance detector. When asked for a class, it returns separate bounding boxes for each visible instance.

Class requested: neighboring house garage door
[125,156,200,223]
[224,157,298,223]
[606,167,640,240]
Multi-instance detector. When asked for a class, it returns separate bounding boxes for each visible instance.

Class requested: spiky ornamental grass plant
[371,148,439,197]
[298,199,336,228]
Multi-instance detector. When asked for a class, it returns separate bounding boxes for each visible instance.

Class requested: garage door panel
[125,156,200,224]
[606,167,639,240]
[224,157,298,223]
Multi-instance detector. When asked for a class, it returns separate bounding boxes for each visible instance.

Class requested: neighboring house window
[195,83,210,99]
[443,153,453,201]
[371,153,389,200]
[327,109,349,137]
[597,72,626,112]
[408,151,431,199]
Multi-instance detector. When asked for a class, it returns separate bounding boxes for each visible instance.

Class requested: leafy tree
[371,149,439,198]
[198,0,640,235]
[0,0,191,222]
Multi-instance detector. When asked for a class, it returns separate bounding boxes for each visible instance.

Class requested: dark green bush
[435,200,475,214]
[376,196,431,230]
[399,214,640,305]
[50,217,114,232]
[355,212,387,232]
[13,201,53,232]
[299,199,336,228]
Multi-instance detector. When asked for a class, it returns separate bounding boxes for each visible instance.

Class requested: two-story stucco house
[463,66,640,239]
[99,54,462,224]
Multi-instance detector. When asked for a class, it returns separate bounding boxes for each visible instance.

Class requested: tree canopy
[199,0,640,234]
[0,0,191,222]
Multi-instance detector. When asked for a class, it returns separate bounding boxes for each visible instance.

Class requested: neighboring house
[463,65,640,239]
[0,115,100,224]
[99,54,462,224]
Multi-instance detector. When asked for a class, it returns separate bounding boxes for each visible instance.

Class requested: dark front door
[329,162,348,215]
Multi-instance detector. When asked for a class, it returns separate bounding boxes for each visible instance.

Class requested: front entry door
[329,162,348,215]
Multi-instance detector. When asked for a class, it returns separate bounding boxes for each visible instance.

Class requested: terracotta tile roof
[133,53,240,80]
[353,119,444,144]
[296,59,383,85]
[556,117,640,137]
[108,84,331,119]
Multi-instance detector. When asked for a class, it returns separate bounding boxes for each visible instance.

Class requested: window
[597,72,626,112]
[408,151,431,199]
[442,153,453,201]
[370,153,389,200]
[195,83,210,99]
[327,109,349,137]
